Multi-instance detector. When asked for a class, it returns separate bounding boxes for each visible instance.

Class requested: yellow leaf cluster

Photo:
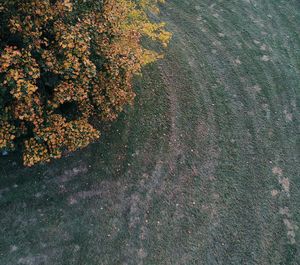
[0,121,16,150]
[23,138,50,167]
[0,47,40,99]
[64,119,100,152]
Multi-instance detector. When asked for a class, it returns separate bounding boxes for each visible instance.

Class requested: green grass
[0,0,299,264]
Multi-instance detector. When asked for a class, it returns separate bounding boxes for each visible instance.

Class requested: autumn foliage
[0,0,171,166]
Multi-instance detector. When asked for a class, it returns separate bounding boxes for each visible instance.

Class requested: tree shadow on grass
[0,112,129,187]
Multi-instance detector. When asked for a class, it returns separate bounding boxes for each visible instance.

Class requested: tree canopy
[0,0,171,166]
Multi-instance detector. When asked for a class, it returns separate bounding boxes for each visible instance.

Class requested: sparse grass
[0,0,299,264]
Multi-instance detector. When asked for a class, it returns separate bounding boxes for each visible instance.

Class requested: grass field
[0,0,299,264]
